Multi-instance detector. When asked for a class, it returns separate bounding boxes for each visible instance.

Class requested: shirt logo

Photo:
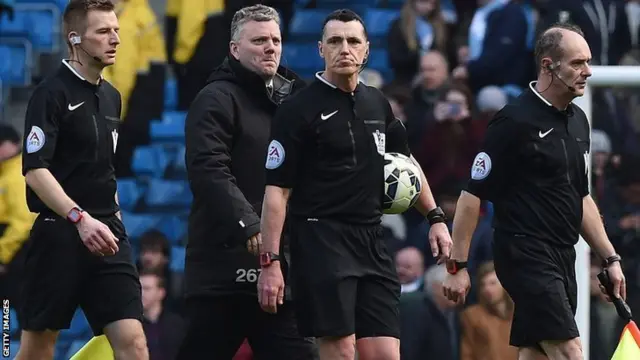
[583,151,589,175]
[321,110,338,121]
[25,126,45,154]
[372,130,386,155]
[68,102,85,111]
[471,152,492,180]
[539,128,554,138]
[112,130,118,153]
[265,140,285,169]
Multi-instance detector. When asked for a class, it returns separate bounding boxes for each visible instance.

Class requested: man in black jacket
[177,4,316,359]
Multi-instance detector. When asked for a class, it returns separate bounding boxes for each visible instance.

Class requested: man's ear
[318,41,323,58]
[230,42,239,59]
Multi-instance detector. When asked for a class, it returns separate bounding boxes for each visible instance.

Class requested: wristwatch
[427,207,447,225]
[259,252,281,268]
[446,259,468,275]
[66,207,84,224]
[602,254,622,268]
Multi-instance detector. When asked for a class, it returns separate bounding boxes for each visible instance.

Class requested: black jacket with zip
[184,56,304,298]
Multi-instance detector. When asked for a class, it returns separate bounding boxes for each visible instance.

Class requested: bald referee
[443,23,626,360]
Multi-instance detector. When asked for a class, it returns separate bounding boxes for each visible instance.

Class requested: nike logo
[321,110,338,120]
[68,102,85,111]
[539,128,553,138]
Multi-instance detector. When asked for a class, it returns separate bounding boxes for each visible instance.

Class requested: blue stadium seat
[1,4,61,52]
[158,215,187,245]
[0,38,32,86]
[164,77,177,111]
[170,246,186,272]
[368,48,391,80]
[7,341,19,360]
[150,111,186,143]
[15,0,68,13]
[289,9,331,41]
[383,0,405,8]
[282,43,323,77]
[58,309,92,343]
[9,307,19,335]
[315,0,375,14]
[121,212,162,240]
[131,145,170,178]
[364,9,399,40]
[116,178,141,211]
[145,179,192,210]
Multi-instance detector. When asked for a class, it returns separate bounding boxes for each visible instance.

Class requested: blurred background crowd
[1,0,640,359]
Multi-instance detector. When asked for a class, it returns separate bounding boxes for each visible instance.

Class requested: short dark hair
[0,124,20,145]
[534,22,585,71]
[322,9,368,40]
[139,268,166,289]
[63,0,115,47]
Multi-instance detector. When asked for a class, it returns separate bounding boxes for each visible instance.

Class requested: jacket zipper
[347,119,357,167]
[561,139,571,183]
[92,115,100,161]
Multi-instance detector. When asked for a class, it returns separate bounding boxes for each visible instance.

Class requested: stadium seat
[58,309,92,343]
[0,38,32,86]
[164,77,177,111]
[315,0,375,14]
[7,341,19,360]
[15,0,68,13]
[150,111,186,143]
[116,178,141,211]
[131,145,170,178]
[9,308,19,335]
[170,246,186,272]
[121,212,162,240]
[383,0,405,8]
[364,9,399,40]
[1,4,61,52]
[145,179,193,210]
[368,48,392,80]
[289,9,331,41]
[282,42,323,77]
[158,215,187,245]
[0,10,30,38]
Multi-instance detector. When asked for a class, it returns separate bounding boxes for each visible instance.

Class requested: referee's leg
[80,216,148,359]
[16,215,83,360]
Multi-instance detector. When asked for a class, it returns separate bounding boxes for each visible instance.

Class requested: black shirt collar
[60,60,103,90]
[315,71,362,94]
[527,81,574,118]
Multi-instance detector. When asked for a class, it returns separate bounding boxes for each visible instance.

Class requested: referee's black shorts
[493,231,579,349]
[288,218,401,339]
[19,213,142,335]
[176,294,318,360]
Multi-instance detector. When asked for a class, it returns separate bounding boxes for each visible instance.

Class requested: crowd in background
[2,0,640,359]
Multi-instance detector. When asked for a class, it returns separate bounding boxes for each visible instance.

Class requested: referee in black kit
[16,1,147,359]
[258,9,452,360]
[443,23,626,360]
[177,4,317,360]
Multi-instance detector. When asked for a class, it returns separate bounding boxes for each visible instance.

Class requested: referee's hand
[443,270,471,306]
[600,262,627,302]
[428,222,452,264]
[257,264,285,314]
[76,214,120,256]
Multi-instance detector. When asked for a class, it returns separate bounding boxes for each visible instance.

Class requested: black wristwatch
[260,252,281,268]
[427,207,447,225]
[446,259,468,275]
[602,254,622,268]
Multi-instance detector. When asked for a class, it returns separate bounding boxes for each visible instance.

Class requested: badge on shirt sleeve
[372,130,386,155]
[471,152,492,180]
[26,126,45,154]
[266,140,285,169]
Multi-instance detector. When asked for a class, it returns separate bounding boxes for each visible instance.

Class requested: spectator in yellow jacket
[0,124,35,309]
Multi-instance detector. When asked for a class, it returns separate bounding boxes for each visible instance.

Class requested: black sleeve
[265,99,308,189]
[466,113,520,201]
[22,86,61,175]
[185,86,261,240]
[384,100,411,156]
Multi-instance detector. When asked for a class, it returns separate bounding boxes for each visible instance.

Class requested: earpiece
[70,35,81,45]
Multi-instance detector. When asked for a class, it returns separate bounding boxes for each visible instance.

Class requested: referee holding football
[443,23,626,360]
[257,9,452,360]
[16,1,147,359]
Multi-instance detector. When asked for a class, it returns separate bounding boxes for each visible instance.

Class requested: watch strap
[602,254,622,268]
[427,206,447,225]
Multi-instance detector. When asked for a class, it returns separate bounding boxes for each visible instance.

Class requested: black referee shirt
[467,82,591,247]
[265,72,411,225]
[22,60,122,216]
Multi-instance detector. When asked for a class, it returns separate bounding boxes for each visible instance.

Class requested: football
[383,152,422,214]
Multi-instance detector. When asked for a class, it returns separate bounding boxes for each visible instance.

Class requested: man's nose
[111,31,120,45]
